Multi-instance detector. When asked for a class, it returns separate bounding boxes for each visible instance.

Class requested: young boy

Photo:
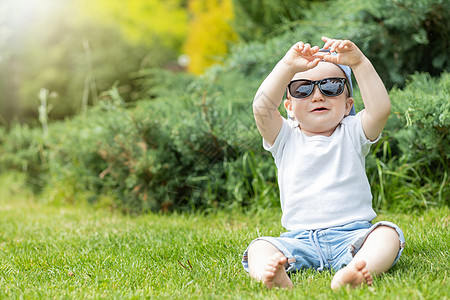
[242,37,405,289]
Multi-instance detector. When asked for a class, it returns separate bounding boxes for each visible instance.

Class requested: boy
[242,37,405,289]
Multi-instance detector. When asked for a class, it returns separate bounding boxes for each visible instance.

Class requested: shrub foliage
[227,0,449,88]
[0,0,448,213]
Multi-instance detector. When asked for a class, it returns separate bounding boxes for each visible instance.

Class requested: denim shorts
[242,221,405,273]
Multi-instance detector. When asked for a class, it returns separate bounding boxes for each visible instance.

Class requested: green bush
[227,0,449,88]
[0,123,46,190]
[42,111,112,204]
[0,0,448,213]
[390,72,449,164]
[1,71,448,213]
[4,68,277,213]
[367,72,449,211]
[231,0,320,42]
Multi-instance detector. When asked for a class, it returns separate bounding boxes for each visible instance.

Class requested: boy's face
[284,62,354,137]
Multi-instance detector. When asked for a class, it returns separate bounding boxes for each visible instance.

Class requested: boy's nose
[311,86,324,102]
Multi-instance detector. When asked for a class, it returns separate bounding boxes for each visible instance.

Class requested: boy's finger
[309,45,320,55]
[306,58,321,69]
[339,40,353,51]
[321,36,331,43]
[322,36,342,51]
[293,41,303,49]
[330,40,342,53]
[292,42,304,54]
[322,38,334,50]
[312,51,328,59]
[322,54,339,64]
[302,43,312,54]
[338,40,347,48]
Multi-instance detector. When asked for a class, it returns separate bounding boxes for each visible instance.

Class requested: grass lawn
[0,175,448,299]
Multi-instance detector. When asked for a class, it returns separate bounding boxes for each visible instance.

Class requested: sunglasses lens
[290,81,313,98]
[288,78,346,99]
[320,78,344,96]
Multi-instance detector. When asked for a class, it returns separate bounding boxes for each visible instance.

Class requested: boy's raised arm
[321,37,391,141]
[253,43,321,145]
[352,58,391,141]
[252,61,293,146]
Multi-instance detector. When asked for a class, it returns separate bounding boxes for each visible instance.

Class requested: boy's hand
[320,36,366,68]
[281,42,322,73]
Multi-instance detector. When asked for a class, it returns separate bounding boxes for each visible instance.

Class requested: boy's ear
[284,99,295,118]
[345,97,354,116]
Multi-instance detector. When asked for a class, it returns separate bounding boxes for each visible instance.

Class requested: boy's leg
[331,225,400,289]
[247,240,294,289]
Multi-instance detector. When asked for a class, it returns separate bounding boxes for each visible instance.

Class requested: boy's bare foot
[330,259,373,290]
[262,252,293,289]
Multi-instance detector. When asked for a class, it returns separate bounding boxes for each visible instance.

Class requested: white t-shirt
[264,112,378,230]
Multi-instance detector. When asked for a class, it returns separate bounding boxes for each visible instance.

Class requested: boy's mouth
[311,107,329,112]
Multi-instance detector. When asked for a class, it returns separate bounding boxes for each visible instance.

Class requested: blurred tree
[0,0,188,124]
[183,0,237,74]
[231,0,322,42]
[352,0,450,87]
[80,0,187,51]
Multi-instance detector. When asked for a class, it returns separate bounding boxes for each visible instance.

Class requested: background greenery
[0,1,448,298]
[0,0,449,214]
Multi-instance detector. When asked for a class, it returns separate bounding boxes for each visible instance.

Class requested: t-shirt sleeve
[262,117,291,164]
[343,110,381,157]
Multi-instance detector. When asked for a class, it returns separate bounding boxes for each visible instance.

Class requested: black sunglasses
[287,77,348,99]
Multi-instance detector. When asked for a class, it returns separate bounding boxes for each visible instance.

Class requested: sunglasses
[287,77,348,99]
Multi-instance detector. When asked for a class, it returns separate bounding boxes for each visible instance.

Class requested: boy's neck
[299,124,340,137]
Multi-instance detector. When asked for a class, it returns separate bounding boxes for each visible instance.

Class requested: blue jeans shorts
[242,221,405,273]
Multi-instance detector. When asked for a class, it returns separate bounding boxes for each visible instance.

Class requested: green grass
[0,174,448,299]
